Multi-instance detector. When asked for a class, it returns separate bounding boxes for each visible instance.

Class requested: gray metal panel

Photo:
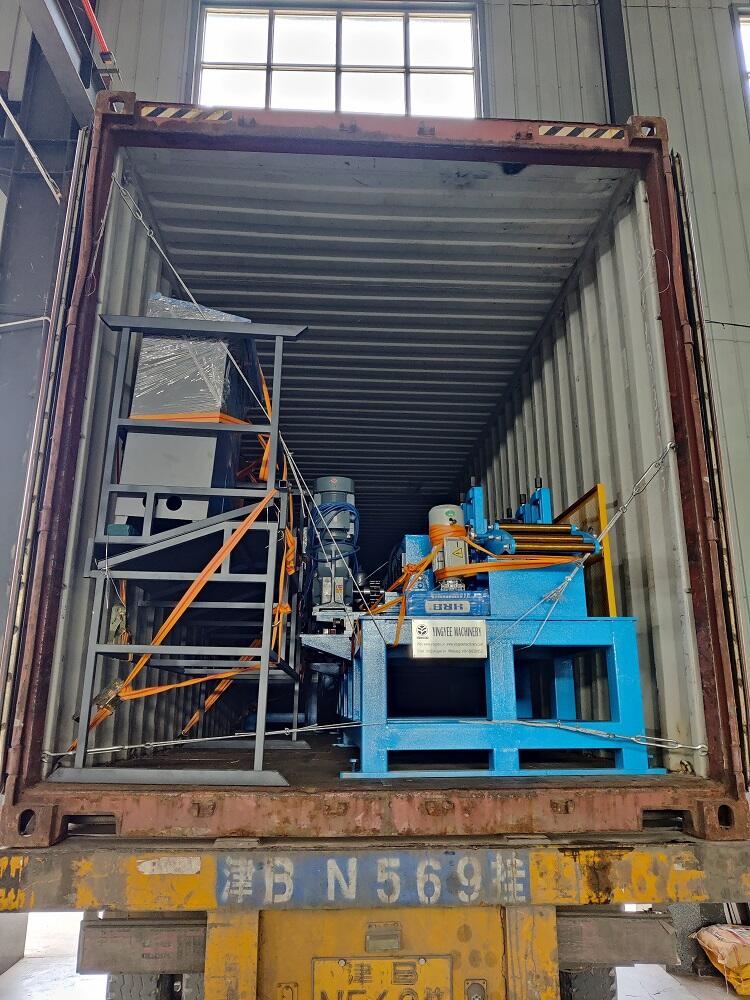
[458,0,608,121]
[464,180,705,773]
[18,0,96,124]
[0,0,31,101]
[623,0,750,675]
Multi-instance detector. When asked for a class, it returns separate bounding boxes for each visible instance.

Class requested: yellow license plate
[313,956,452,1000]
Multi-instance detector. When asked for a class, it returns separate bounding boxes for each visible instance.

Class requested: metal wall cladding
[623,0,750,688]
[483,0,607,119]
[43,158,235,766]
[95,0,195,102]
[0,0,30,236]
[464,180,706,773]
[93,0,608,118]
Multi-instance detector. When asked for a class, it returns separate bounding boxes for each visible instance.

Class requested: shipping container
[0,92,747,851]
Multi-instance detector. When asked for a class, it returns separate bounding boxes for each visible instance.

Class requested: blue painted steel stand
[340,486,661,779]
[341,612,659,778]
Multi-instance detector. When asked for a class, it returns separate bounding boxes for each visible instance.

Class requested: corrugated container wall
[87,0,750,665]
[462,180,704,769]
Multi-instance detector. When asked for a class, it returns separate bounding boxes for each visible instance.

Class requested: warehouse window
[197,5,478,117]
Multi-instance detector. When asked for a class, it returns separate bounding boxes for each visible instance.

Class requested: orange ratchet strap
[365,529,578,646]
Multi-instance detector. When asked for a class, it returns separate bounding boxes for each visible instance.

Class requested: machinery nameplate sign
[411,619,487,658]
[313,956,452,1000]
[424,599,471,614]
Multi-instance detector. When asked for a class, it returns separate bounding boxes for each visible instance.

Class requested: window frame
[732,5,750,136]
[191,0,488,118]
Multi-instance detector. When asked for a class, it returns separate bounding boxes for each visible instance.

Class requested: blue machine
[340,484,661,779]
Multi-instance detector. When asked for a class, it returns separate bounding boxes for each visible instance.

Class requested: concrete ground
[0,912,105,999]
[618,966,730,999]
[0,914,733,999]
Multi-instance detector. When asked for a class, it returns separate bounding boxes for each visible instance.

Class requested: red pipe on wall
[79,0,114,64]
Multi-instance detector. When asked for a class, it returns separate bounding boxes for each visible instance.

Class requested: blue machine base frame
[340,616,664,779]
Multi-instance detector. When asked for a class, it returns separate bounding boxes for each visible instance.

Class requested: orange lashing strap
[69,488,277,751]
[258,364,273,482]
[181,676,234,736]
[119,662,260,700]
[271,523,297,655]
[434,554,576,581]
[365,525,579,646]
[428,522,466,546]
[366,547,439,647]
[429,522,576,579]
[132,411,249,425]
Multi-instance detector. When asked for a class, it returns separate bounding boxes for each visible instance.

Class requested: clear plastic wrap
[131,336,234,415]
[145,292,252,325]
[129,294,255,418]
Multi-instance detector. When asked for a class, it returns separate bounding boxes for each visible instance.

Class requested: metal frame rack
[344,614,653,778]
[53,314,305,786]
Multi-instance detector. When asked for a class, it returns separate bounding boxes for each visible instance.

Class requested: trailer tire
[106,973,173,1000]
[560,967,617,1000]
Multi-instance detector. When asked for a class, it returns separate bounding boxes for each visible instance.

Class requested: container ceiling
[128,146,634,568]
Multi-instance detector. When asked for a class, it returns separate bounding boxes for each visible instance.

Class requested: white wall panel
[93,0,607,115]
[95,0,194,102]
[478,0,608,120]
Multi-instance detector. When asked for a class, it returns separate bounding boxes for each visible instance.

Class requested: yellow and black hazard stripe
[539,124,625,140]
[140,104,233,122]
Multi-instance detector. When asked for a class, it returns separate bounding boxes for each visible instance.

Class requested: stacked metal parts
[329,481,659,779]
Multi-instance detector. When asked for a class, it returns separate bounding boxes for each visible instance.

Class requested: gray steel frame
[66,314,304,783]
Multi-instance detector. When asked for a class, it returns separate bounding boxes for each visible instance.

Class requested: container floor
[73,732,663,788]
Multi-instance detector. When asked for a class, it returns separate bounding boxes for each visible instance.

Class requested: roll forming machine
[327,481,660,779]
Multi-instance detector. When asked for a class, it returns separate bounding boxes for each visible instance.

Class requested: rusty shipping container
[0,91,747,852]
